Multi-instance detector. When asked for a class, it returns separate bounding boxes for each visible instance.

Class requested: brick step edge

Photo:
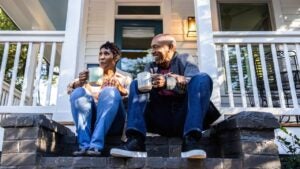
[36,157,242,169]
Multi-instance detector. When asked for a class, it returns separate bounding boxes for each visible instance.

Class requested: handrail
[0,31,65,42]
[213,31,300,43]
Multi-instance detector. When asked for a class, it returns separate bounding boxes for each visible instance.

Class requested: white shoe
[181,149,207,159]
[110,148,147,158]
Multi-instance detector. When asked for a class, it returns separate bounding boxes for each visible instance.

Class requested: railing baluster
[20,43,33,106]
[7,43,22,106]
[271,44,286,108]
[0,42,9,103]
[224,44,234,107]
[247,44,260,107]
[235,44,247,107]
[283,44,298,108]
[259,44,273,107]
[33,43,45,106]
[296,43,300,76]
[46,43,57,106]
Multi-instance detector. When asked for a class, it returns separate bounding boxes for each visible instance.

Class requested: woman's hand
[101,77,128,96]
[72,70,88,88]
[79,70,88,83]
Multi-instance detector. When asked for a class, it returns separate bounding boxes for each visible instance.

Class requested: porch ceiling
[0,0,67,30]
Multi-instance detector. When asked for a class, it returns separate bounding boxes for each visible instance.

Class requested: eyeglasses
[99,51,111,56]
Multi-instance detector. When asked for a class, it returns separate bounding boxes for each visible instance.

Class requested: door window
[115,20,162,77]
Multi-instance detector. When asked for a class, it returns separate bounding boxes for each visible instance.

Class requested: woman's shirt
[67,69,132,102]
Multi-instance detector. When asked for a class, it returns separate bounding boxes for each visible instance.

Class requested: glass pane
[118,6,160,15]
[122,27,155,50]
[219,3,272,31]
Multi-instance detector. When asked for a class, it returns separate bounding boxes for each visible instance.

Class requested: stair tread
[39,157,242,169]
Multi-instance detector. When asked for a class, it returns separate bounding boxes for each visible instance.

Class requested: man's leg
[87,87,125,156]
[70,87,95,156]
[181,73,213,159]
[110,80,148,157]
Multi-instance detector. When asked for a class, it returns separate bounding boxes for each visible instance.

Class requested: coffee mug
[88,67,103,83]
[137,72,152,92]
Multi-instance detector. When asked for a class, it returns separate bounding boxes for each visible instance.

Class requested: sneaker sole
[110,148,147,158]
[181,150,207,159]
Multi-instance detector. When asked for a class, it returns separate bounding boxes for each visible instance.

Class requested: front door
[115,20,162,77]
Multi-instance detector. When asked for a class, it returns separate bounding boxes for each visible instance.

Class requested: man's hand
[151,74,166,88]
[168,73,187,89]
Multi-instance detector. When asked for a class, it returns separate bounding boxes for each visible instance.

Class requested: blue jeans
[126,73,213,137]
[70,87,125,150]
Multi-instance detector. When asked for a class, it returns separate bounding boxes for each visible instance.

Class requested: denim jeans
[126,73,213,137]
[70,87,125,150]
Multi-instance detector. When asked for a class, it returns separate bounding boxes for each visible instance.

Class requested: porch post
[194,0,221,106]
[55,0,85,120]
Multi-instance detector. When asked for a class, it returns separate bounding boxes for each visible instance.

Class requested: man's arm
[165,54,200,94]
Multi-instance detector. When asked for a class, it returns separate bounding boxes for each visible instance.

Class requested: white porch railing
[214,31,300,115]
[0,31,64,113]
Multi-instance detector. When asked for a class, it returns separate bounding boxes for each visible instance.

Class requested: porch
[0,0,299,160]
[1,31,300,118]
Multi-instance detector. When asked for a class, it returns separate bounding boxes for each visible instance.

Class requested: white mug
[88,67,103,83]
[137,72,152,92]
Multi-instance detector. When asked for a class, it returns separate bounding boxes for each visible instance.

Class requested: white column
[194,0,221,106]
[55,0,85,121]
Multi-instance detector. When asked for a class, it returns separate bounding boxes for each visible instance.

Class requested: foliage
[0,8,19,30]
[120,49,153,78]
[277,126,300,169]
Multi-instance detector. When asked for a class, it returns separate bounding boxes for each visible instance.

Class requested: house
[0,0,299,154]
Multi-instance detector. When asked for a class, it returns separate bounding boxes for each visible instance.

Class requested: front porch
[0,0,300,162]
[1,31,300,117]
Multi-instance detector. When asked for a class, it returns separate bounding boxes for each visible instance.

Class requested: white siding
[280,0,300,30]
[84,0,108,64]
[83,0,198,60]
[170,0,197,56]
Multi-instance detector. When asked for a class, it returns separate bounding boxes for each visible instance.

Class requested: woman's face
[98,48,116,71]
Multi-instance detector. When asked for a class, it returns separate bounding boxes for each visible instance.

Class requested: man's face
[151,39,171,65]
[98,48,116,71]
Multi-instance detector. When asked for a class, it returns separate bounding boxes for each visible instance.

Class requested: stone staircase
[0,111,281,169]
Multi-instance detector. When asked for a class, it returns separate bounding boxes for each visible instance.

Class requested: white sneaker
[181,149,207,159]
[110,148,147,158]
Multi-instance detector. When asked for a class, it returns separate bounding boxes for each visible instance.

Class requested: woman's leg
[89,87,124,150]
[70,87,95,150]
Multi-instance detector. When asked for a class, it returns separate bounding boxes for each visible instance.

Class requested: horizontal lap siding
[280,0,300,30]
[85,0,107,63]
[170,0,197,56]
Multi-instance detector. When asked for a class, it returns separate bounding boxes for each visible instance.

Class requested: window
[218,3,273,31]
[118,6,160,15]
[115,20,162,77]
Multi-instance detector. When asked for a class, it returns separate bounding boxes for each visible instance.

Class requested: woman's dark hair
[100,41,121,61]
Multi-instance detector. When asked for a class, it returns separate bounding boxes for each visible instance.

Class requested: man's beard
[154,55,170,68]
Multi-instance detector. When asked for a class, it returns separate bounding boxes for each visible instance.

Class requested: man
[67,41,131,156]
[110,34,213,159]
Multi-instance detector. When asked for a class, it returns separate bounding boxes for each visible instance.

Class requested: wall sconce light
[187,16,196,37]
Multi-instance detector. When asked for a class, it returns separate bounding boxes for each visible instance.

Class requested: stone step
[0,112,282,169]
[101,134,220,158]
[37,157,242,169]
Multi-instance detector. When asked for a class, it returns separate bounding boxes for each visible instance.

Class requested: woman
[67,41,131,156]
